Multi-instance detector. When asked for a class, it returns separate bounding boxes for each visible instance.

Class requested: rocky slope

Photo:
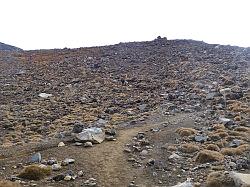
[0,42,22,51]
[0,38,249,187]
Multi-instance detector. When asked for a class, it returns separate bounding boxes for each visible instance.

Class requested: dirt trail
[0,113,196,187]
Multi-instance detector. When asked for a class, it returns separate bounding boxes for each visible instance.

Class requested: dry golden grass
[234,115,241,121]
[228,101,250,113]
[205,171,235,187]
[0,180,21,187]
[211,165,225,171]
[235,126,250,132]
[18,164,51,180]
[162,144,177,151]
[210,130,229,139]
[212,124,225,130]
[206,144,220,151]
[176,127,197,137]
[221,144,250,156]
[195,150,224,163]
[216,140,228,148]
[179,143,199,153]
[228,130,248,137]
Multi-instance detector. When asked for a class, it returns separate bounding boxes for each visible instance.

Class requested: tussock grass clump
[179,143,199,153]
[176,127,197,137]
[234,115,241,121]
[228,101,250,113]
[205,171,235,187]
[215,131,229,138]
[216,140,228,148]
[212,124,225,130]
[209,131,228,140]
[161,144,177,151]
[206,144,220,151]
[228,130,248,138]
[235,126,250,132]
[221,144,250,156]
[195,150,224,163]
[0,180,21,187]
[17,164,51,180]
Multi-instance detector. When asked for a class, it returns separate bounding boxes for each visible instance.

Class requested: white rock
[78,170,84,177]
[169,153,181,160]
[219,88,231,96]
[219,117,232,124]
[140,150,148,156]
[230,172,250,187]
[39,93,52,98]
[84,141,93,147]
[62,158,75,166]
[51,163,62,171]
[171,178,193,187]
[75,127,105,144]
[58,142,65,147]
[64,175,72,181]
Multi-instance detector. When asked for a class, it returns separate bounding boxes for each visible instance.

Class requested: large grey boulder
[74,127,105,144]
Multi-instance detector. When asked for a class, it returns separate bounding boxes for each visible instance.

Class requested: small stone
[64,175,72,181]
[206,92,217,100]
[128,158,136,162]
[140,150,148,156]
[194,134,208,143]
[58,142,65,147]
[61,158,75,166]
[194,182,201,187]
[30,152,42,163]
[105,128,116,136]
[147,158,155,166]
[169,153,181,160]
[74,142,83,146]
[137,132,145,139]
[52,164,62,171]
[84,178,97,186]
[219,117,233,125]
[124,148,132,153]
[72,121,84,133]
[172,178,193,187]
[39,93,52,98]
[105,136,116,141]
[228,161,237,169]
[229,139,241,148]
[78,170,84,177]
[84,142,93,147]
[52,174,65,181]
[47,158,57,165]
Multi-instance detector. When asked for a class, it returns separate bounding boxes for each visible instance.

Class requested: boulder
[74,127,105,144]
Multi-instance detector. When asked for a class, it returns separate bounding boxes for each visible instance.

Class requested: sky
[1,0,250,50]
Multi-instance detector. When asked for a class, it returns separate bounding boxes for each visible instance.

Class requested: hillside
[0,38,249,187]
[0,42,22,51]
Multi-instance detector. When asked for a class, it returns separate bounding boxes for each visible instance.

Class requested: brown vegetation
[221,144,250,156]
[195,150,224,163]
[205,171,235,187]
[176,128,197,137]
[0,180,21,187]
[179,143,199,153]
[17,165,51,180]
[205,144,220,151]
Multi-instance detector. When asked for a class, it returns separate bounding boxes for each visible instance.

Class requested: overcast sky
[1,0,250,50]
